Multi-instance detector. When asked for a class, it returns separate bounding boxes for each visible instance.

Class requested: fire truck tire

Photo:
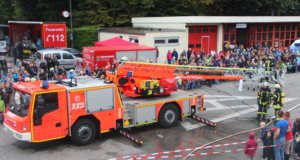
[158,104,179,128]
[71,119,97,145]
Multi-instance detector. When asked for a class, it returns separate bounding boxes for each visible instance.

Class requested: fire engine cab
[3,77,204,145]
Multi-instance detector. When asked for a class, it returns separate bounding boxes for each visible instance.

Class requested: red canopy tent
[95,37,138,47]
[84,37,157,71]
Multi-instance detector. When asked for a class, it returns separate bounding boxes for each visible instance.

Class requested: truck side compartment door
[32,91,65,142]
[85,87,116,132]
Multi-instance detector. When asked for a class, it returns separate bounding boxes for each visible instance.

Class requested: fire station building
[98,16,300,63]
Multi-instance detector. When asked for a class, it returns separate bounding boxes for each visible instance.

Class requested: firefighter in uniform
[265,56,272,72]
[273,84,285,120]
[257,82,272,121]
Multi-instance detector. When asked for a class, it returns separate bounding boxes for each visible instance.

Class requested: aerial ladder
[105,62,243,97]
[174,64,286,90]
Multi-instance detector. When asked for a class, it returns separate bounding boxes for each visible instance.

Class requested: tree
[201,0,300,16]
[0,0,14,23]
[0,0,299,27]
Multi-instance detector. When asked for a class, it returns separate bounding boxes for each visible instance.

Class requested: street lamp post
[69,0,74,48]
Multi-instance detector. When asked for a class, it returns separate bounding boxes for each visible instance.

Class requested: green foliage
[1,0,299,26]
[1,0,299,49]
[10,0,67,22]
[67,26,98,51]
[0,0,13,23]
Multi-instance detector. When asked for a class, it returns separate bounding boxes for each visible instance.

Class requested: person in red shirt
[244,132,258,160]
[284,111,293,160]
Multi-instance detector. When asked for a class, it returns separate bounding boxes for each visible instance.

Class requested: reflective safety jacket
[273,89,285,109]
[257,87,272,106]
[265,59,271,71]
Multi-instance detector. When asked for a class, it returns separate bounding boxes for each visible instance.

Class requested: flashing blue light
[41,80,49,89]
[127,71,133,78]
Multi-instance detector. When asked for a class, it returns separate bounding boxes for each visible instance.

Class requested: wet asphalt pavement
[0,72,300,160]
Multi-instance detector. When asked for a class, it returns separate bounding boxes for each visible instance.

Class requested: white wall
[98,31,187,63]
[146,31,188,63]
[133,23,186,30]
[217,24,223,52]
[132,16,300,24]
[98,32,145,43]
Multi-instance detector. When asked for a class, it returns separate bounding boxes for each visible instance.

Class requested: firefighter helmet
[263,82,268,87]
[275,84,281,89]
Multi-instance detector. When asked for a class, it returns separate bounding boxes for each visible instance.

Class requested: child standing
[260,122,268,158]
[244,132,258,160]
[263,129,275,160]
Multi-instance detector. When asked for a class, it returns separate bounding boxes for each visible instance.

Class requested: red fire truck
[3,77,205,145]
[8,21,67,58]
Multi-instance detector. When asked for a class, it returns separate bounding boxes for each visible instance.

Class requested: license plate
[3,125,9,132]
[3,125,21,139]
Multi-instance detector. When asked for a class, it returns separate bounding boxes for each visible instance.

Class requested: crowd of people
[166,45,300,73]
[0,54,121,105]
[244,111,300,160]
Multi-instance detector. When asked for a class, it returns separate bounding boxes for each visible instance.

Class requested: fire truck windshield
[8,89,31,117]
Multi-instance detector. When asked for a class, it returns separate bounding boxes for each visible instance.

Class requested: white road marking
[206,98,297,111]
[181,95,298,131]
[206,104,257,111]
[157,134,164,138]
[181,107,257,131]
[206,97,256,101]
[205,97,297,110]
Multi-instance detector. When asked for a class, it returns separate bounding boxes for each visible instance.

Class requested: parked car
[61,48,82,58]
[35,48,82,69]
[0,40,9,55]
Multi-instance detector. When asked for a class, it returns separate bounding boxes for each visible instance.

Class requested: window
[168,38,179,44]
[263,33,267,40]
[203,28,208,33]
[210,28,216,32]
[8,89,31,117]
[196,28,201,33]
[276,25,280,31]
[36,92,59,114]
[62,53,74,59]
[154,37,179,46]
[196,44,201,48]
[268,33,273,40]
[189,28,194,33]
[263,25,268,31]
[154,39,165,44]
[291,32,295,39]
[280,32,284,39]
[275,32,279,38]
[188,44,194,48]
[230,34,235,41]
[286,33,290,39]
[53,53,61,59]
[224,34,229,41]
[223,24,236,46]
[257,33,261,40]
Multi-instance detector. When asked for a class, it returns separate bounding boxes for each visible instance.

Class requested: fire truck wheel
[158,104,179,128]
[71,119,97,145]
